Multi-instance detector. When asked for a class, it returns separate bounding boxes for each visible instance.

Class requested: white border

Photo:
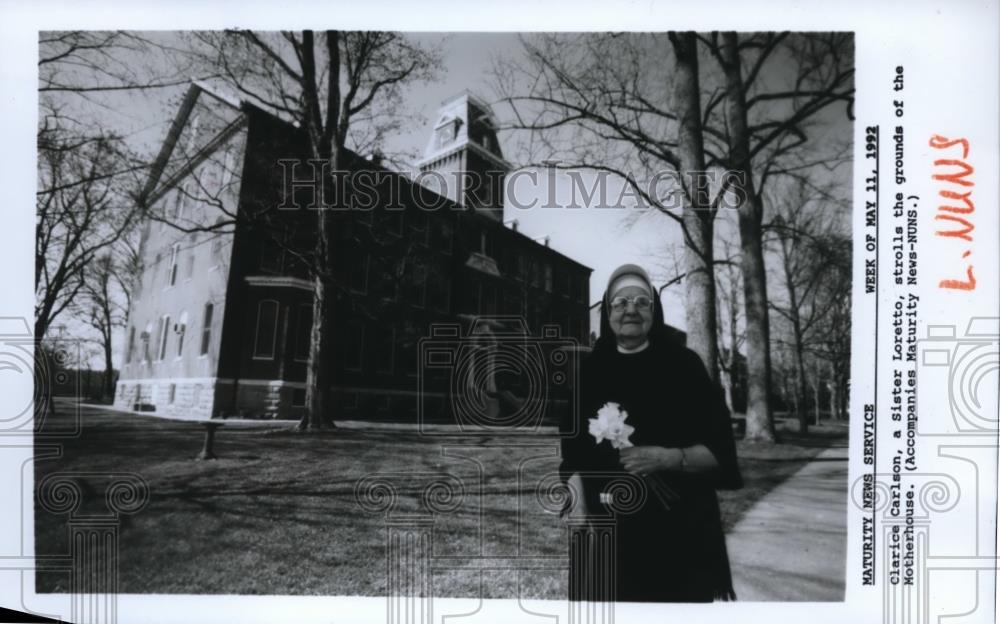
[3,2,998,624]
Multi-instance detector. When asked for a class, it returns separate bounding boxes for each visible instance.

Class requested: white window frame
[157,315,171,361]
[199,302,214,357]
[167,243,180,287]
[175,311,188,359]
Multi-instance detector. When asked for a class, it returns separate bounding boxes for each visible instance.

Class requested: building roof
[142,81,591,274]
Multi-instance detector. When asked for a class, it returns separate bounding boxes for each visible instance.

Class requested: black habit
[559,297,743,603]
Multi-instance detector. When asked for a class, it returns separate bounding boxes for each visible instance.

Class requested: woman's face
[608,285,654,343]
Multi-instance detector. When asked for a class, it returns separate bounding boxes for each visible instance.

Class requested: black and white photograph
[1,3,997,624]
[29,28,853,605]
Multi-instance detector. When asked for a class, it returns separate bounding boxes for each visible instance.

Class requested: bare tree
[35,122,141,342]
[74,240,139,401]
[493,33,727,379]
[767,177,851,432]
[37,31,205,414]
[183,30,441,430]
[714,231,745,414]
[705,31,854,441]
[806,232,851,421]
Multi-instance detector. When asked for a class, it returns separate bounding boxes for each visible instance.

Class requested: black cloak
[559,288,743,602]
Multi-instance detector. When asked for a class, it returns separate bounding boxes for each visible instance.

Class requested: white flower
[588,402,635,450]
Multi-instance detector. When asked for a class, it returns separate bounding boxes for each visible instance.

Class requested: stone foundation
[112,380,460,422]
[114,379,230,420]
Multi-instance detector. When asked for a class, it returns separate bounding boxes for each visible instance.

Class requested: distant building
[114,83,592,421]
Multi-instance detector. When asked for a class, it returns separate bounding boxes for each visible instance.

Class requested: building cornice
[245,275,314,291]
[416,139,510,171]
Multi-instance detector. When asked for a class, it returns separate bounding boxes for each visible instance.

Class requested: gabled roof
[140,82,249,207]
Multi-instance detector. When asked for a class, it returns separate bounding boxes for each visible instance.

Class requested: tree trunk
[103,331,114,400]
[720,369,735,412]
[812,360,822,426]
[720,32,775,442]
[297,30,342,432]
[302,273,335,430]
[827,379,837,420]
[791,322,809,433]
[670,32,719,382]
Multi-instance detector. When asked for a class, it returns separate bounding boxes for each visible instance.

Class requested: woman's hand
[619,446,681,475]
[561,473,591,522]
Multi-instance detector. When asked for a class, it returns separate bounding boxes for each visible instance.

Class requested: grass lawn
[34,402,847,598]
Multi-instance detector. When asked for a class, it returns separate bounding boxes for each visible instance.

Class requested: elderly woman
[559,264,742,603]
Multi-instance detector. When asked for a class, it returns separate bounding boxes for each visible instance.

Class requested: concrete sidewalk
[727,445,849,601]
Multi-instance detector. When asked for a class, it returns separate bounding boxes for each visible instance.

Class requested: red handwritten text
[929,134,976,290]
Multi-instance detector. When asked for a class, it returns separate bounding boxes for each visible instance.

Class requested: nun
[559,263,743,602]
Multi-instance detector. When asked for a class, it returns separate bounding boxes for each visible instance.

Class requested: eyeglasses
[609,295,653,311]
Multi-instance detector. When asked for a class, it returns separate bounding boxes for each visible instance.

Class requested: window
[406,264,427,308]
[259,237,283,273]
[410,214,429,246]
[376,328,395,374]
[435,121,458,148]
[168,384,177,404]
[176,311,187,358]
[432,219,454,254]
[294,304,312,362]
[168,244,180,286]
[142,323,152,363]
[211,218,226,264]
[344,322,364,371]
[428,271,450,313]
[402,325,418,377]
[544,263,553,292]
[175,183,188,223]
[387,210,404,236]
[556,271,570,297]
[379,259,399,301]
[157,315,171,361]
[253,300,279,359]
[200,303,214,356]
[125,327,135,364]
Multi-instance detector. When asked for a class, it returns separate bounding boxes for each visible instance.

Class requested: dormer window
[434,117,463,149]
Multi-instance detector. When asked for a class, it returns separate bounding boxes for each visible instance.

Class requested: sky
[44,31,852,362]
[377,32,690,323]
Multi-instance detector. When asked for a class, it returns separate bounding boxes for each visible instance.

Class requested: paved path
[727,445,849,601]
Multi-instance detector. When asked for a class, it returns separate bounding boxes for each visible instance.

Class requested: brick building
[114,83,592,422]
